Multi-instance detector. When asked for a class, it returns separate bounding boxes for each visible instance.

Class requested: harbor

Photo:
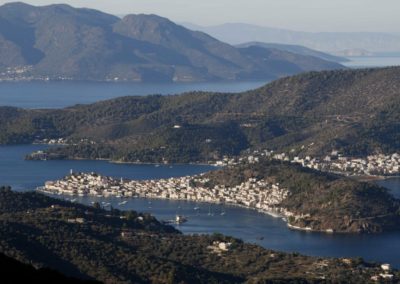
[2,145,400,268]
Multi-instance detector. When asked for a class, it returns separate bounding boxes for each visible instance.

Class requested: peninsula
[39,155,400,234]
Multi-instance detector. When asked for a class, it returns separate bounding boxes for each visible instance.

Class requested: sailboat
[207,205,214,216]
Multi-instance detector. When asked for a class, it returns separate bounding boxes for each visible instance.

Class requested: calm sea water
[343,56,400,68]
[1,144,400,267]
[0,81,267,109]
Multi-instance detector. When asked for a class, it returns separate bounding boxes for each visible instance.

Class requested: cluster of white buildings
[39,171,290,217]
[34,138,69,145]
[272,151,400,176]
[220,148,400,177]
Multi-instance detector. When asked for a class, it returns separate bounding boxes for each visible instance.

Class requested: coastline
[37,186,286,220]
[36,187,343,234]
[352,175,400,182]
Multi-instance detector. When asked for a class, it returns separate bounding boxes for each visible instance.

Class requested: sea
[1,58,400,267]
[0,81,267,109]
[343,54,400,69]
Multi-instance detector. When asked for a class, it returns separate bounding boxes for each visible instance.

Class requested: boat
[207,205,214,216]
[162,215,188,225]
[193,206,200,211]
[175,215,188,224]
[118,201,128,206]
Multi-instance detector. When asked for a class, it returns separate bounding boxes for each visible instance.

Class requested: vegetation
[0,251,99,283]
[1,67,400,163]
[0,187,398,283]
[0,2,342,83]
[204,160,400,233]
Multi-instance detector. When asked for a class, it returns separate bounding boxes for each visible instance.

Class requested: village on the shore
[29,133,400,177]
[39,169,291,219]
[38,146,400,221]
[217,148,400,177]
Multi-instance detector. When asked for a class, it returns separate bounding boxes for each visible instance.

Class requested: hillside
[204,160,400,233]
[236,42,348,63]
[0,187,398,283]
[0,252,99,284]
[0,2,343,82]
[1,67,399,163]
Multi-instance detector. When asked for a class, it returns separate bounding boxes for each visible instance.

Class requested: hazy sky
[1,0,399,33]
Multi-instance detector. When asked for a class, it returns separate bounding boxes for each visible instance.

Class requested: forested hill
[0,2,343,82]
[204,160,400,233]
[0,187,398,283]
[1,67,400,163]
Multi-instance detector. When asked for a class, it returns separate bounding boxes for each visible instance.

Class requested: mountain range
[183,22,400,53]
[0,2,344,82]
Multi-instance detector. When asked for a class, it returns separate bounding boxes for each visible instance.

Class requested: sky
[1,0,399,33]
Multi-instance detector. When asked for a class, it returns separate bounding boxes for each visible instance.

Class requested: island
[0,3,343,83]
[1,66,398,169]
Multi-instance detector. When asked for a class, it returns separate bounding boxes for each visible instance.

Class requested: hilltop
[0,2,343,82]
[0,187,398,283]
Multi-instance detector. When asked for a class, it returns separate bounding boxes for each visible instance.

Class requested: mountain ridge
[0,2,344,82]
[183,22,400,53]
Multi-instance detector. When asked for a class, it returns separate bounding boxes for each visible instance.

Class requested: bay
[1,144,400,268]
[0,81,267,109]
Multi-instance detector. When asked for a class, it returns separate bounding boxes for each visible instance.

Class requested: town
[39,170,291,219]
[216,149,400,177]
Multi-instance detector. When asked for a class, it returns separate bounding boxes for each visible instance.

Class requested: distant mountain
[0,2,344,82]
[236,42,348,63]
[333,48,374,57]
[183,23,400,53]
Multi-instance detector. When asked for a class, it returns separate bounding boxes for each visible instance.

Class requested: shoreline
[39,186,396,235]
[351,175,400,182]
[36,187,348,235]
[37,186,285,220]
